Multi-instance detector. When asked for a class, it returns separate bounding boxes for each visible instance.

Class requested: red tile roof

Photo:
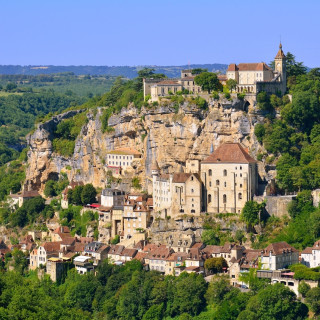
[121,248,138,258]
[42,242,61,252]
[157,80,180,86]
[134,252,148,262]
[202,143,256,164]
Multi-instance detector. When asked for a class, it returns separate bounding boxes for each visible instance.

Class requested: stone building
[101,188,125,207]
[201,143,258,214]
[226,43,286,95]
[260,242,299,270]
[151,161,202,217]
[106,148,142,175]
[143,70,202,102]
[301,240,320,268]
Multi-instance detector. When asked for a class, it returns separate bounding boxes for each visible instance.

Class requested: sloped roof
[134,252,148,262]
[301,247,313,254]
[157,80,181,86]
[262,242,298,256]
[42,242,61,252]
[151,160,160,171]
[108,245,125,255]
[172,173,200,183]
[121,248,138,258]
[202,143,256,164]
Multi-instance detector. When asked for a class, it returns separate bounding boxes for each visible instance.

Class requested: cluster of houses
[0,224,315,296]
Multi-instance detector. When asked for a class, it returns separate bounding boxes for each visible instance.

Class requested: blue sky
[1,0,319,67]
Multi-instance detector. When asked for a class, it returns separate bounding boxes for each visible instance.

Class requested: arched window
[208,194,212,203]
[223,194,227,203]
[216,180,220,186]
[223,169,227,176]
[238,193,242,200]
[191,176,194,181]
[209,169,212,176]
[191,188,194,193]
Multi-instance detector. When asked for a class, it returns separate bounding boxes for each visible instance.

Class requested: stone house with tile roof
[301,240,320,268]
[260,242,299,270]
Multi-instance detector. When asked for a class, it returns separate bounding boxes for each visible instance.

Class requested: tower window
[223,169,227,176]
[238,193,242,200]
[208,194,212,203]
[209,169,212,176]
[216,180,220,186]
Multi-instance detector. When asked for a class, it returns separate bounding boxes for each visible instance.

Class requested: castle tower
[274,42,286,94]
[151,160,160,177]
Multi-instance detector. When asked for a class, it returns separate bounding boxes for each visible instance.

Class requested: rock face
[25,98,265,192]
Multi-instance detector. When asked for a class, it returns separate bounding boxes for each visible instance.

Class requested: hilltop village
[2,44,320,299]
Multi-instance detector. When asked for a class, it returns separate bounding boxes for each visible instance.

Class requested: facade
[152,163,202,217]
[101,188,125,207]
[260,242,299,270]
[226,43,286,95]
[301,240,320,268]
[73,256,94,274]
[201,143,258,214]
[30,242,60,270]
[144,70,202,102]
[106,148,142,175]
[46,258,65,282]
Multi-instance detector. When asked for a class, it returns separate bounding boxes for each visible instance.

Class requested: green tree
[306,287,320,315]
[298,281,311,298]
[240,201,264,229]
[254,123,266,143]
[194,72,221,93]
[44,180,57,197]
[204,257,228,274]
[191,68,208,75]
[257,92,273,112]
[226,78,237,92]
[286,52,307,78]
[242,283,308,320]
[81,184,97,204]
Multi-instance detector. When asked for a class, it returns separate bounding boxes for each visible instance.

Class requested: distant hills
[0,64,228,79]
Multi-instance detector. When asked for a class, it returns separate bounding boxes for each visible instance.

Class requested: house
[46,257,66,282]
[93,245,110,266]
[145,245,174,273]
[201,143,258,214]
[19,235,35,252]
[8,190,40,208]
[101,188,125,207]
[166,230,195,253]
[73,256,94,274]
[105,148,142,175]
[51,226,71,242]
[119,248,138,262]
[226,43,286,96]
[30,242,61,270]
[143,70,202,102]
[107,245,125,263]
[151,162,202,217]
[165,252,189,276]
[301,240,320,268]
[260,242,299,270]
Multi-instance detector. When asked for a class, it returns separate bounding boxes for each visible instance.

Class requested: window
[208,194,212,203]
[238,193,242,200]
[224,182,227,187]
[209,169,212,176]
[223,194,227,203]
[216,180,220,186]
[192,198,194,202]
[240,184,242,188]
[191,189,194,193]
[240,166,242,170]
[240,173,242,177]
[191,176,194,181]
[209,182,212,187]
[223,169,227,176]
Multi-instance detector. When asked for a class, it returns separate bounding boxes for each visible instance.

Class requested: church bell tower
[274,43,286,94]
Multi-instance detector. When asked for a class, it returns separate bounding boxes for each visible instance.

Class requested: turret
[151,160,160,176]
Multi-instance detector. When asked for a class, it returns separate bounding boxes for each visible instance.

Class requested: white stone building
[260,242,299,270]
[301,240,320,268]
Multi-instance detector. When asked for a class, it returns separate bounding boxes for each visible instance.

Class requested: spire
[151,160,160,172]
[275,42,286,59]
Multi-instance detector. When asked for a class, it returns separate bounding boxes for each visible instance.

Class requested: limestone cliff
[25,98,267,192]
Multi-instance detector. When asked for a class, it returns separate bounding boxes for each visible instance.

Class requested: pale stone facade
[201,143,258,214]
[144,70,202,102]
[106,148,142,175]
[260,242,299,270]
[301,240,320,268]
[151,163,202,217]
[226,43,287,96]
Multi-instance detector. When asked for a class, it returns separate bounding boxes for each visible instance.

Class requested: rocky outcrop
[25,98,265,192]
